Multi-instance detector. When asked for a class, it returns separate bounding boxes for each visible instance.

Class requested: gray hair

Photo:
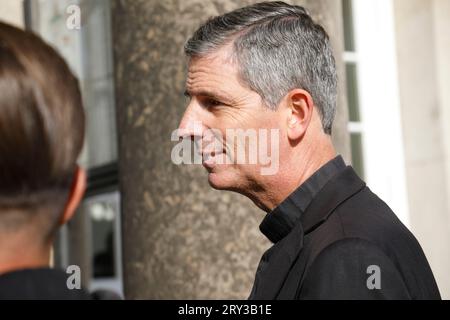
[185,1,337,135]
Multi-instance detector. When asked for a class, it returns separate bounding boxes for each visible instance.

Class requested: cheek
[223,115,282,151]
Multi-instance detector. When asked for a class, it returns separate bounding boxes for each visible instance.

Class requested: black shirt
[0,268,91,300]
[0,268,122,300]
[249,156,441,299]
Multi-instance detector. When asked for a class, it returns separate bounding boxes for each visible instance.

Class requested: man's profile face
[179,45,283,193]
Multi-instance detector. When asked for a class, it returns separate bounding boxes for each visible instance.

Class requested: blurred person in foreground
[0,21,88,299]
[178,2,441,299]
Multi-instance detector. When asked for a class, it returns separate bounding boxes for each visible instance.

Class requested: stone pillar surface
[112,0,349,299]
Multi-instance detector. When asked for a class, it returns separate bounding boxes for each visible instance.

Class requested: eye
[202,98,222,109]
[183,92,192,103]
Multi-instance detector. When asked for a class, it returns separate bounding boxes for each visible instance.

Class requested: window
[342,0,365,180]
[80,191,122,294]
[341,0,410,227]
[26,0,117,168]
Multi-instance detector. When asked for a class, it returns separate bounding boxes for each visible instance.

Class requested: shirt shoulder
[299,237,411,299]
[302,186,441,299]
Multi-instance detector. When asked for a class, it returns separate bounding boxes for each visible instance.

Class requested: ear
[60,166,86,225]
[285,89,314,141]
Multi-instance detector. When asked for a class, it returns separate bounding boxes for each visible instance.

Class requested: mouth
[202,150,224,169]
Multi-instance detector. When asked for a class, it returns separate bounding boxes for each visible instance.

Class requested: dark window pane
[87,199,118,278]
[342,0,356,52]
[351,133,365,179]
[346,62,361,122]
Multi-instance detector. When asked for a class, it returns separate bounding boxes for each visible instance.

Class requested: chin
[207,172,230,190]
[206,170,241,191]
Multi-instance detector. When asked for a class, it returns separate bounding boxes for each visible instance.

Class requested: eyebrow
[184,89,232,104]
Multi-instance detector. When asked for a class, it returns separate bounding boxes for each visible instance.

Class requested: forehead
[186,46,246,98]
[188,43,236,74]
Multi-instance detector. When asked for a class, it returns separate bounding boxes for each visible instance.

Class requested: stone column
[112,0,349,299]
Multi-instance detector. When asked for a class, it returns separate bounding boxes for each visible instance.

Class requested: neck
[250,133,336,212]
[0,231,51,275]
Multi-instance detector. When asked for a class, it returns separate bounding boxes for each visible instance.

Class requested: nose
[177,103,206,140]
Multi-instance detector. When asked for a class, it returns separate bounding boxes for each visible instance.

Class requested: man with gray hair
[178,1,440,299]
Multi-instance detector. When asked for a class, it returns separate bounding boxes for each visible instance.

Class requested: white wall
[394,0,450,299]
[352,0,450,298]
[433,0,450,233]
[0,0,24,28]
[352,0,410,228]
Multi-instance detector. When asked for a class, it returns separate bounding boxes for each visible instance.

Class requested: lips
[202,150,224,168]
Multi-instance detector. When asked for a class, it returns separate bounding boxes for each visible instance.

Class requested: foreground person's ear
[60,166,87,225]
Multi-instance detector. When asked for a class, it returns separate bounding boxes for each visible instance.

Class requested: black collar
[259,155,347,243]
